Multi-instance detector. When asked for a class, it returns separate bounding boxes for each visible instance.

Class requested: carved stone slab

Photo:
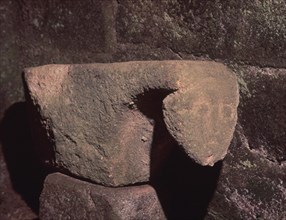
[24,61,239,186]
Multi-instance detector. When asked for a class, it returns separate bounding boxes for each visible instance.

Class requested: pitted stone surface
[40,173,166,220]
[24,61,239,186]
[163,63,239,165]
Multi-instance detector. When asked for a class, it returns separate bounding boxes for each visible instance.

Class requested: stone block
[24,61,239,186]
[40,173,166,220]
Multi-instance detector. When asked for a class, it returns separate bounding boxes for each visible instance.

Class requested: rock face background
[0,0,285,219]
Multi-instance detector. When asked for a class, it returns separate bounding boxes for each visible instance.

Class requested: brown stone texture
[163,62,239,166]
[203,65,286,219]
[40,172,166,220]
[0,0,285,219]
[116,0,286,67]
[23,61,238,186]
[233,65,286,163]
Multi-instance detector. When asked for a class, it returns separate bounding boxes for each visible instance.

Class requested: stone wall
[0,0,285,219]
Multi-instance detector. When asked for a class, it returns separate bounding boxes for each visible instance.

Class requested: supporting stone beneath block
[40,173,166,220]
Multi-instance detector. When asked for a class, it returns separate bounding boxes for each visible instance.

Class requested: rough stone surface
[163,62,239,166]
[203,65,286,219]
[232,65,286,164]
[24,61,239,186]
[1,0,286,218]
[117,0,286,67]
[204,125,286,220]
[40,172,166,220]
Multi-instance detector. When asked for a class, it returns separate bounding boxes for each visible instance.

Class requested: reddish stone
[24,61,239,186]
[40,173,166,220]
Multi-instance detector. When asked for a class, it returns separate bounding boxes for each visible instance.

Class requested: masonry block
[40,173,166,220]
[24,61,239,186]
